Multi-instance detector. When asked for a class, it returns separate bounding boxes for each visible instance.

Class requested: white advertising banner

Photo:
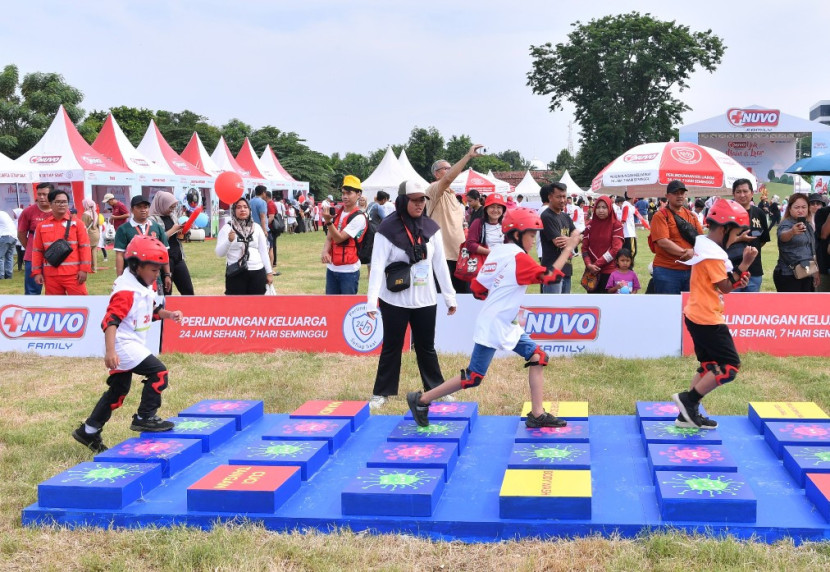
[699,136,796,182]
[0,296,161,357]
[435,294,682,358]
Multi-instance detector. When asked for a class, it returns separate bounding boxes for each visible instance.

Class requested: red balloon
[181,206,203,234]
[214,171,244,204]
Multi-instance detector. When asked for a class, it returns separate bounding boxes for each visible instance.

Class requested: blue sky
[3,1,829,164]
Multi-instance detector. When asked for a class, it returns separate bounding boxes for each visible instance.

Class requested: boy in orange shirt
[672,199,757,429]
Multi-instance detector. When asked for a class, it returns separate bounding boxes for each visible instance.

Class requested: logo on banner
[130,158,149,167]
[342,303,383,353]
[0,305,89,339]
[519,308,600,341]
[29,155,61,164]
[623,152,659,163]
[81,156,103,166]
[727,108,779,128]
[669,147,702,165]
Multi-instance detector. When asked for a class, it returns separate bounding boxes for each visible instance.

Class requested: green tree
[527,12,725,181]
[496,149,530,171]
[220,118,253,154]
[156,110,219,152]
[471,155,511,173]
[767,169,777,183]
[444,134,474,165]
[551,148,575,172]
[404,126,445,181]
[78,106,157,146]
[330,151,372,191]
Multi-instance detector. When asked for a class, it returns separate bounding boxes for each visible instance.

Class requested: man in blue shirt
[635,197,649,224]
[249,185,269,236]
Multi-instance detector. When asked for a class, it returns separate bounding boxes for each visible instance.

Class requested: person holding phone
[728,178,770,292]
[774,193,818,292]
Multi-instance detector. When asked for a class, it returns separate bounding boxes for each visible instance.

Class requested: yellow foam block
[521,402,589,418]
[499,469,592,498]
[750,402,829,420]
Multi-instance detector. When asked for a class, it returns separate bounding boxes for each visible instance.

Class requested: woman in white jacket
[215,197,274,295]
[366,181,457,409]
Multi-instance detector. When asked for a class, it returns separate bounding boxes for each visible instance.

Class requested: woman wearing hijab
[150,191,194,295]
[215,197,274,295]
[581,195,624,293]
[81,198,101,273]
[365,181,457,410]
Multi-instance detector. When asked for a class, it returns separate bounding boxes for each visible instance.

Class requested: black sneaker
[672,393,718,429]
[72,423,108,453]
[406,391,430,427]
[130,414,175,432]
[525,410,567,428]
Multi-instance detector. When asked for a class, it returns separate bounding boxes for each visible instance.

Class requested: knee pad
[109,394,126,411]
[460,368,484,389]
[147,370,169,394]
[714,364,739,385]
[524,347,549,368]
[699,361,718,375]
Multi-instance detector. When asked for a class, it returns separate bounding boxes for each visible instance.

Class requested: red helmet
[502,207,543,234]
[124,235,169,265]
[706,199,749,228]
[484,193,507,209]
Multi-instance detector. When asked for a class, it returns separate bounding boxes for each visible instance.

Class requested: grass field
[1,225,829,570]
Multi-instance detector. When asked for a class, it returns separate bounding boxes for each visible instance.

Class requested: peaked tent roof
[362,147,407,201]
[181,133,224,177]
[236,139,292,190]
[514,170,541,196]
[93,114,174,180]
[484,170,511,194]
[210,136,264,183]
[558,170,583,195]
[137,120,208,178]
[0,150,31,183]
[449,168,496,195]
[397,148,429,187]
[259,145,309,195]
[15,105,132,183]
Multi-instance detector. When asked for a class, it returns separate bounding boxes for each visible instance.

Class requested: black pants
[623,237,638,260]
[16,244,24,271]
[86,354,168,430]
[268,231,278,266]
[225,267,267,295]
[166,257,194,296]
[372,300,444,396]
[437,260,468,294]
[773,269,814,292]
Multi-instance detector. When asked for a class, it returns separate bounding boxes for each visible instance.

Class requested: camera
[477,147,487,155]
[748,229,763,238]
[329,207,336,216]
[411,243,427,262]
[797,216,807,225]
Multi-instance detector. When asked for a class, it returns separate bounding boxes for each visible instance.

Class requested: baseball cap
[131,195,151,208]
[399,180,429,199]
[808,193,826,205]
[666,180,687,194]
[342,175,362,191]
[102,193,115,202]
[327,194,334,201]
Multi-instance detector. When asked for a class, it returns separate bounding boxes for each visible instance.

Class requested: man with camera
[427,144,485,294]
[728,178,770,292]
[321,175,367,295]
[649,180,704,294]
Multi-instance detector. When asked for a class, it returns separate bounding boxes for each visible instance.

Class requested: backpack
[345,210,375,264]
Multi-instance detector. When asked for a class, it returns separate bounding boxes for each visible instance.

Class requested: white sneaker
[439,394,457,403]
[369,395,387,410]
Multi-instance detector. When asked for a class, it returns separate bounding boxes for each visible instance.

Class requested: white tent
[362,147,407,202]
[260,145,309,198]
[485,170,511,194]
[559,170,586,197]
[1,151,32,217]
[181,133,224,177]
[397,148,429,187]
[515,170,541,197]
[210,136,268,193]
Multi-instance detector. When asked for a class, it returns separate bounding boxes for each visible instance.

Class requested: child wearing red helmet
[672,198,758,429]
[408,208,582,428]
[72,235,184,453]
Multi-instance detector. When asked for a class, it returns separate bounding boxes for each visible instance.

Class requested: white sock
[84,424,98,434]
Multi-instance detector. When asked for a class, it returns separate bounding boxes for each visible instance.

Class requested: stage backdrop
[435,294,682,358]
[0,296,161,357]
[162,296,402,356]
[681,292,830,357]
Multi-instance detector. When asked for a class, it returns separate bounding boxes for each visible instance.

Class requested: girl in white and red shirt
[407,208,582,429]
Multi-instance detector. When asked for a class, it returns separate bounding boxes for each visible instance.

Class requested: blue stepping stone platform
[640,421,723,449]
[366,441,459,482]
[514,420,589,443]
[404,401,478,431]
[763,421,830,458]
[647,443,737,476]
[38,462,162,510]
[263,417,352,453]
[507,442,591,470]
[636,401,708,424]
[655,470,757,523]
[387,420,469,453]
[228,439,329,480]
[94,437,202,477]
[782,445,830,487]
[179,399,264,430]
[149,416,236,452]
[341,468,446,517]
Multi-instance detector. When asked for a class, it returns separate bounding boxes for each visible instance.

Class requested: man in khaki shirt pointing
[426,144,484,293]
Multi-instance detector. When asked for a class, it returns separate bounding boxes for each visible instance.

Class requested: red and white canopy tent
[449,168,496,195]
[260,145,310,200]
[211,136,268,194]
[137,120,218,236]
[1,151,32,218]
[93,114,179,204]
[236,138,292,198]
[14,105,134,212]
[181,133,224,178]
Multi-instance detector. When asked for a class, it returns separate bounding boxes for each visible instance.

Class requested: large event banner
[699,135,796,182]
[681,292,830,357]
[162,296,402,356]
[0,296,161,357]
[435,294,682,358]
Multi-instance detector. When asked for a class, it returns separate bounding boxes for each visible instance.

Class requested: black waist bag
[44,218,74,267]
[385,261,411,292]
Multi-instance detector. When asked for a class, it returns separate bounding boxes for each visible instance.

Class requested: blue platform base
[38,462,162,510]
[22,414,830,543]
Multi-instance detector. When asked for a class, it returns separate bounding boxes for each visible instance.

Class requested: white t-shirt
[483,222,503,248]
[215,223,273,274]
[327,208,367,273]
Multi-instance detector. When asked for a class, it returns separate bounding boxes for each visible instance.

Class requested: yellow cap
[342,175,362,191]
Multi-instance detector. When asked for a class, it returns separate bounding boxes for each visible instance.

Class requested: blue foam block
[289,400,371,431]
[647,443,737,477]
[655,470,756,523]
[640,421,722,449]
[805,473,830,522]
[148,417,236,452]
[387,420,469,453]
[782,445,830,488]
[514,420,589,443]
[94,437,203,477]
[263,417,352,453]
[507,442,591,470]
[38,462,162,509]
[763,421,830,459]
[187,465,302,513]
[499,469,592,520]
[179,399,264,430]
[341,468,446,516]
[366,441,459,482]
[404,401,478,431]
[635,401,708,425]
[228,439,329,480]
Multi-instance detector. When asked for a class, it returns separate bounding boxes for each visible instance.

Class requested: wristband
[162,273,171,278]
